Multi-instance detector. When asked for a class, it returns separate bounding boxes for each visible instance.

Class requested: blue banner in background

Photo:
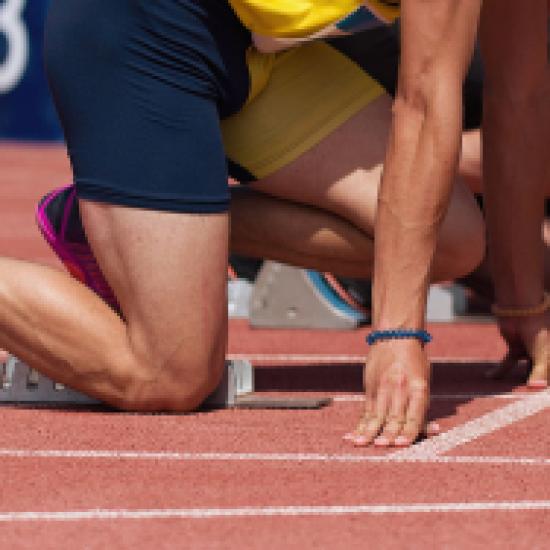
[0,0,62,141]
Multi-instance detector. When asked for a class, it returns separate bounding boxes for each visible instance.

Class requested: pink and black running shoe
[36,185,120,312]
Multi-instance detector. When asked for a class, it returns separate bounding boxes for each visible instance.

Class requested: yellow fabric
[228,0,361,37]
[245,47,276,105]
[221,42,384,179]
[363,0,400,23]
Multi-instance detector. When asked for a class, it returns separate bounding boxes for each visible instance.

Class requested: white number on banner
[0,0,29,93]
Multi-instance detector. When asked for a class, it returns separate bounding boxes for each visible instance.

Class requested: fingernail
[373,436,390,447]
[342,433,356,441]
[527,380,548,389]
[426,422,440,435]
[353,436,369,446]
[394,436,411,447]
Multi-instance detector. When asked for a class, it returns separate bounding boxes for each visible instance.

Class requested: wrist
[367,329,432,346]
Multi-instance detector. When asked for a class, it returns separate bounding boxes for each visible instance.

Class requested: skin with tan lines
[344,0,550,449]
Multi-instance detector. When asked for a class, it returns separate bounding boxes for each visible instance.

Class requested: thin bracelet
[366,329,432,346]
[492,292,550,318]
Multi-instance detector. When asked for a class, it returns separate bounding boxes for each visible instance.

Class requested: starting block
[426,284,468,322]
[0,356,254,409]
[249,261,367,329]
[245,261,470,328]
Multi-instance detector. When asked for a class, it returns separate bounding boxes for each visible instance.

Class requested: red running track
[0,144,549,549]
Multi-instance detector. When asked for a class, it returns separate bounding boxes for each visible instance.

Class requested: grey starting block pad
[249,262,366,329]
[0,356,254,408]
[427,284,467,322]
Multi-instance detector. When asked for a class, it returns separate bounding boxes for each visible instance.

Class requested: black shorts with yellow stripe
[227,23,485,183]
[224,25,399,183]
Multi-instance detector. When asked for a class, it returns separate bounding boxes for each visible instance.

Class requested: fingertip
[394,435,411,447]
[426,421,441,436]
[527,379,548,390]
[373,436,390,447]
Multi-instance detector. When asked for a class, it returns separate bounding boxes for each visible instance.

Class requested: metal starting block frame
[0,356,254,408]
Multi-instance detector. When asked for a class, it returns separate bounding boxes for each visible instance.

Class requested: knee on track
[115,356,225,413]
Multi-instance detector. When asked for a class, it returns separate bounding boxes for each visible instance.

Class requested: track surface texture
[1,144,549,549]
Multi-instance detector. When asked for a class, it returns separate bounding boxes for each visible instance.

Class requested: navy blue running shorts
[44,0,251,213]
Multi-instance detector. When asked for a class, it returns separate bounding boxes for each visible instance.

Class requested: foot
[488,312,550,389]
[36,185,120,312]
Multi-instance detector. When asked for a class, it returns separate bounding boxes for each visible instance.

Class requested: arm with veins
[346,0,482,448]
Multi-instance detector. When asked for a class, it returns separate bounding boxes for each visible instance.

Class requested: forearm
[373,92,462,329]
[480,0,549,307]
[371,0,481,331]
[483,87,549,306]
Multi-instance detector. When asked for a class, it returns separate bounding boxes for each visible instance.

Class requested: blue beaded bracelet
[366,329,432,346]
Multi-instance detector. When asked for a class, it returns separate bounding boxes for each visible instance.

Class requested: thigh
[251,95,483,250]
[80,201,229,380]
[222,27,397,229]
[250,93,390,233]
[44,0,238,379]
[224,27,482,243]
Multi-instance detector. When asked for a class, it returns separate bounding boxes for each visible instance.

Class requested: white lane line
[333,393,530,402]
[0,448,549,466]
[0,501,549,522]
[227,354,498,364]
[228,353,366,363]
[392,390,550,459]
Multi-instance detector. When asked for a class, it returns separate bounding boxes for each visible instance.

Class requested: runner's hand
[343,339,438,447]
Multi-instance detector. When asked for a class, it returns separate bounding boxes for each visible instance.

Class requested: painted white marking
[228,353,366,363]
[392,390,550,459]
[0,448,549,466]
[333,392,529,402]
[227,354,498,364]
[0,501,549,522]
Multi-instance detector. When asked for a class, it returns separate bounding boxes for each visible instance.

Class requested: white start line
[0,448,549,467]
[392,389,550,459]
[333,392,533,402]
[0,501,549,522]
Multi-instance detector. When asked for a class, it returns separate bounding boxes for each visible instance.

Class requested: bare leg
[0,100,485,403]
[231,95,485,282]
[0,204,228,411]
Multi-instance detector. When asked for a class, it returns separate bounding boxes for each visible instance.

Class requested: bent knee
[435,200,486,281]
[116,357,225,412]
[450,226,485,279]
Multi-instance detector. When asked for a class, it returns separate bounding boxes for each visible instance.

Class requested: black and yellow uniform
[222,0,400,180]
